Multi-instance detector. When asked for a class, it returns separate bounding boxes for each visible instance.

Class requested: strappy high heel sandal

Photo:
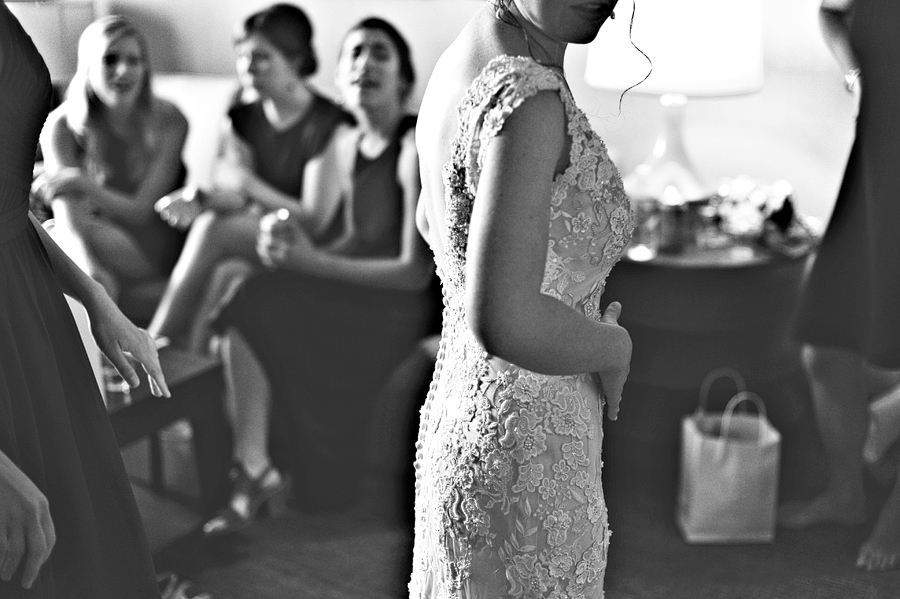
[202,463,291,536]
[157,571,213,599]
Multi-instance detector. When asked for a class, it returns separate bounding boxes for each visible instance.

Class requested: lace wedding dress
[410,55,634,599]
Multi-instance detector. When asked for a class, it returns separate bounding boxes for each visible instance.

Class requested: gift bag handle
[721,391,768,444]
[697,367,747,416]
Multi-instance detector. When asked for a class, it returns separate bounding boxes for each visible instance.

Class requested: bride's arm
[465,90,631,398]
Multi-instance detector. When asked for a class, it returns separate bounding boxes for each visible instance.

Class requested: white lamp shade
[585,0,764,97]
[7,1,96,83]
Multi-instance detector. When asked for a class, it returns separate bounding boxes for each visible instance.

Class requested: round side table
[600,242,816,510]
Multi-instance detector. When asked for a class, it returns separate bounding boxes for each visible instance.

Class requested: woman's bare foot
[778,490,867,529]
[857,501,900,571]
[857,466,900,571]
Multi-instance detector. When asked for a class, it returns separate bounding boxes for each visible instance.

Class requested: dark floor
[131,400,900,599]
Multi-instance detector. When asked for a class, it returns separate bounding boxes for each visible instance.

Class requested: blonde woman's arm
[39,100,188,225]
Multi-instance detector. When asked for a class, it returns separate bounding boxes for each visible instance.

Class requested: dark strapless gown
[794,0,900,367]
[0,6,159,598]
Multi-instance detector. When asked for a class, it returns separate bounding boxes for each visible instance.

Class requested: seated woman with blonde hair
[39,15,188,303]
[203,16,436,534]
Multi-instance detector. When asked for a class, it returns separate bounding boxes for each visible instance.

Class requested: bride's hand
[594,301,632,421]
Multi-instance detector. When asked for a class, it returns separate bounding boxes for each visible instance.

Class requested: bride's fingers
[600,301,622,324]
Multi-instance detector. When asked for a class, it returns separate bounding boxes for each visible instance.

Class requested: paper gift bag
[677,388,782,544]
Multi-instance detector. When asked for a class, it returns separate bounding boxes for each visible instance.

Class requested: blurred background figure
[202,16,436,535]
[780,0,900,573]
[146,2,349,349]
[38,15,189,304]
[1,3,172,597]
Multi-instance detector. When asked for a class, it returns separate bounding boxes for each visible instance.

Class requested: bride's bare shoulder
[418,38,475,153]
[418,20,502,145]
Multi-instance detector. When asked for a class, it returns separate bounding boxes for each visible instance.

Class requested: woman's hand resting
[256,210,311,270]
[87,291,170,398]
[0,452,55,590]
[594,301,632,421]
[154,185,204,230]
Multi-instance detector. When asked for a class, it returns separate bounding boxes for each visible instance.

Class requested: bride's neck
[500,4,567,70]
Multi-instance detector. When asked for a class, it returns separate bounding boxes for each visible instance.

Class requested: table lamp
[7,0,96,86]
[584,0,764,205]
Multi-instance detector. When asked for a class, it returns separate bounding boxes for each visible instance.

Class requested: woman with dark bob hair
[202,16,436,535]
[147,3,350,347]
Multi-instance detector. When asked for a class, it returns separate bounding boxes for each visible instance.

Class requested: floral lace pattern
[410,55,633,599]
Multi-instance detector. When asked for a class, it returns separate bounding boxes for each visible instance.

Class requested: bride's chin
[571,26,605,45]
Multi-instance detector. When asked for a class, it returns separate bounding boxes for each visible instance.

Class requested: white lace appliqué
[410,55,633,599]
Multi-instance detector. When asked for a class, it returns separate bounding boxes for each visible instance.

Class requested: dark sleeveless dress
[0,6,158,598]
[214,116,437,511]
[228,95,349,200]
[794,0,900,367]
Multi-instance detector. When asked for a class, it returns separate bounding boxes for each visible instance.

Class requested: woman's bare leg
[184,258,255,354]
[221,327,273,479]
[147,209,259,343]
[50,197,156,299]
[779,344,869,527]
[862,365,900,467]
[857,364,900,570]
[858,455,900,571]
[211,327,282,524]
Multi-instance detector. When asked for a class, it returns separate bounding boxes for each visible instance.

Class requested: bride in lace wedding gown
[411,1,631,597]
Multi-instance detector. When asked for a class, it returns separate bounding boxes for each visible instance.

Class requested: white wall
[98,0,484,109]
[97,0,853,223]
[561,0,854,224]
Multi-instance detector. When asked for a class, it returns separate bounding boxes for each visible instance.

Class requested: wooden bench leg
[188,411,232,517]
[149,432,165,493]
